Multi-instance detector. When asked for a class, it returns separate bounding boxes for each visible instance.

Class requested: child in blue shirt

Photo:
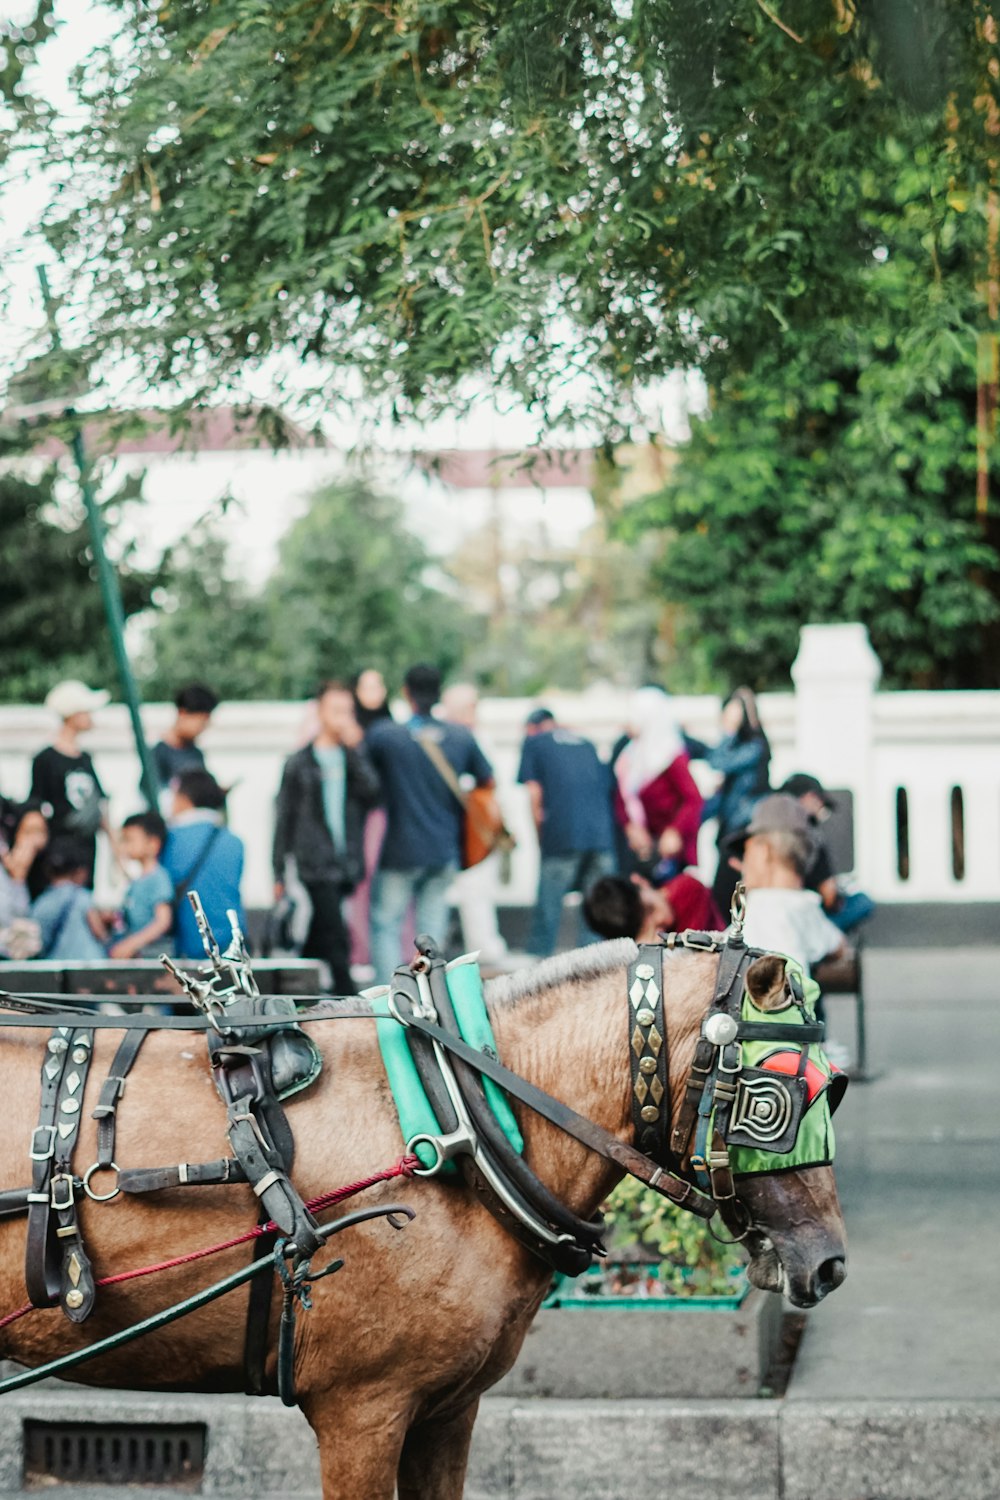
[31,837,106,961]
[111,811,174,959]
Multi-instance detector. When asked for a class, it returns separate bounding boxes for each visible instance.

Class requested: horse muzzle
[737,1166,848,1308]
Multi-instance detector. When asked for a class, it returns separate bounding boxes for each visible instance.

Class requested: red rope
[0,1154,419,1332]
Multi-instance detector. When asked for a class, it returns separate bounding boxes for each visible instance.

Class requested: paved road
[788,947,1000,1401]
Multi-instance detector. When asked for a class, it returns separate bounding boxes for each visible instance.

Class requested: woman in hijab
[612,688,703,880]
[686,685,772,916]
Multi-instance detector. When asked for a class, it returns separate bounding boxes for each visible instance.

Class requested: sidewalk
[788,946,1000,1402]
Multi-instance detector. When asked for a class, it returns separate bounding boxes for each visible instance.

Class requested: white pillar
[790,623,882,882]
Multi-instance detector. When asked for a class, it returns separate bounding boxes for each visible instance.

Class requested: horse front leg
[301,1390,409,1500]
[397,1399,480,1500]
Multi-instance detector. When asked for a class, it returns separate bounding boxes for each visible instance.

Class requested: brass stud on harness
[630,959,666,1133]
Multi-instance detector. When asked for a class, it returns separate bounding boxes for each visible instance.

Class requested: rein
[0,1202,415,1403]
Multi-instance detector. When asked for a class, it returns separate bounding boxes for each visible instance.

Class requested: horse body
[0,939,847,1497]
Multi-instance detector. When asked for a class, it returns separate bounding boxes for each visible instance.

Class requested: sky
[0,0,704,584]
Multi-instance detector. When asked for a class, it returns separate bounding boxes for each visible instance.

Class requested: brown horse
[0,939,847,1499]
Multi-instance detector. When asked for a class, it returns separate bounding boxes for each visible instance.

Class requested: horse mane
[484,938,638,1009]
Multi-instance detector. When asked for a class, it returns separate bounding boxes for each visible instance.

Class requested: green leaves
[141,477,469,699]
[0,467,161,703]
[23,0,974,426]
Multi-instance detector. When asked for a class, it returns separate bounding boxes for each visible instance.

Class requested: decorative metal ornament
[72,1046,89,1064]
[47,1037,68,1056]
[729,880,747,936]
[64,1288,84,1310]
[703,1013,739,1047]
[629,951,668,1147]
[60,1098,80,1115]
[725,1068,807,1155]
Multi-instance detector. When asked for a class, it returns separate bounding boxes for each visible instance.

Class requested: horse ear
[745,954,790,1012]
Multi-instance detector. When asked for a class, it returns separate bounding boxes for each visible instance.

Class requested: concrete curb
[0,1391,998,1498]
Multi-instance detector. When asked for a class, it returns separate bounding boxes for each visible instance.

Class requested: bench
[813,943,869,1080]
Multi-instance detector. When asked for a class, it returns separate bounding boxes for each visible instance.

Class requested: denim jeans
[530,849,616,957]
[370,864,458,983]
[829,890,876,933]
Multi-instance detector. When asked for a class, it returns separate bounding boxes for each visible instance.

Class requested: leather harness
[0,890,832,1400]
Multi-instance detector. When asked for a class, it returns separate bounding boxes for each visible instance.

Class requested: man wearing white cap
[30,681,110,887]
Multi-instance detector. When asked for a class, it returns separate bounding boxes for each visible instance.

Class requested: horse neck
[487,945,715,1223]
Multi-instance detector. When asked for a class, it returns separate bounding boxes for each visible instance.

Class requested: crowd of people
[0,670,874,993]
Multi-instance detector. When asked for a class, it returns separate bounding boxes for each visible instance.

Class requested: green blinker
[727,962,841,1177]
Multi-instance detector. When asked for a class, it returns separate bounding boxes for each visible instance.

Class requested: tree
[619,72,1000,690]
[142,478,469,699]
[0,465,159,702]
[34,3,988,420]
[262,478,468,697]
[15,1,1000,686]
[137,526,275,701]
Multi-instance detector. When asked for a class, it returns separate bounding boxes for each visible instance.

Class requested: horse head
[731,952,848,1308]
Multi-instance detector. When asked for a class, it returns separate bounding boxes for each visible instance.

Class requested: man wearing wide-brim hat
[723,793,845,973]
[30,681,111,888]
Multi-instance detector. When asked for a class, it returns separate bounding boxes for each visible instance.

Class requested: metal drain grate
[23,1420,206,1488]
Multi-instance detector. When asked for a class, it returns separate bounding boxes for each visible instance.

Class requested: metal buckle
[30,1125,56,1161]
[50,1173,75,1212]
[718,1042,743,1075]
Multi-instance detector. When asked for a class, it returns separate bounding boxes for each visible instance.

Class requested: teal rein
[0,1204,413,1404]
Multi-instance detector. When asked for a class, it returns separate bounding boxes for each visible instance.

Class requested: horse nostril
[817,1256,847,1295]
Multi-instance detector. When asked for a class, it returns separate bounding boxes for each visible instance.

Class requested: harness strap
[393,1003,715,1220]
[0,994,377,1030]
[627,945,670,1162]
[25,1027,97,1322]
[92,1028,147,1171]
[119,1158,245,1194]
[671,1037,714,1159]
[422,957,606,1251]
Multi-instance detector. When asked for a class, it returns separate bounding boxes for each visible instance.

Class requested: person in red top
[582,871,724,943]
[612,688,703,877]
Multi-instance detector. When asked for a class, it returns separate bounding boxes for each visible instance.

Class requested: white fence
[0,625,997,908]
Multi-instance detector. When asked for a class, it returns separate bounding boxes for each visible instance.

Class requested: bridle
[628,891,846,1244]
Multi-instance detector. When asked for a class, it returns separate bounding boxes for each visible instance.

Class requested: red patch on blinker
[759,1050,838,1105]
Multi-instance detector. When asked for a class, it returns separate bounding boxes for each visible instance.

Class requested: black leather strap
[92,1028,147,1169]
[26,1027,96,1322]
[422,958,605,1251]
[394,999,714,1219]
[737,1020,825,1043]
[627,945,670,1162]
[0,994,375,1030]
[119,1158,245,1194]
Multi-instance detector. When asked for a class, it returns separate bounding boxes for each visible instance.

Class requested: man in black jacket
[273,681,380,993]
